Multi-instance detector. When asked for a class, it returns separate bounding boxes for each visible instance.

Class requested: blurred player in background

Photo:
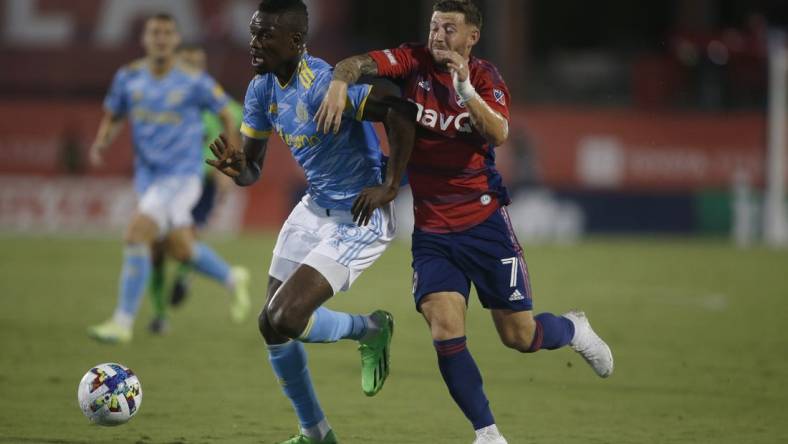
[146,44,246,334]
[208,1,415,442]
[316,0,614,442]
[87,13,250,344]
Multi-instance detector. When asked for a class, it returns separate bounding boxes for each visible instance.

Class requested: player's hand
[314,80,348,134]
[89,143,105,168]
[432,49,469,82]
[206,134,245,178]
[351,184,397,226]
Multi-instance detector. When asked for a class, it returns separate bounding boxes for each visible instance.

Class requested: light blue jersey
[104,60,229,193]
[241,53,381,210]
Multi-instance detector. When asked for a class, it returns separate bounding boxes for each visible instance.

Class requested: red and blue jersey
[368,43,511,233]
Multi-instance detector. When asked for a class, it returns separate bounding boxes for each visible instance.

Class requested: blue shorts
[191,175,217,228]
[411,207,533,311]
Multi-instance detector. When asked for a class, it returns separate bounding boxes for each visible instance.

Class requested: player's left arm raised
[438,50,509,146]
[352,91,417,226]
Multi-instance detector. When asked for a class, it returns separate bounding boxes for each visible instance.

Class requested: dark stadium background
[2,0,786,237]
[2,2,788,444]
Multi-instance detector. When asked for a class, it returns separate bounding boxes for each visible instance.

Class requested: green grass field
[1,235,787,443]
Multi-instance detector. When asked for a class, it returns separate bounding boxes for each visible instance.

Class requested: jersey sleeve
[309,70,373,122]
[473,64,511,121]
[196,73,230,114]
[240,77,273,140]
[103,69,129,117]
[367,45,420,79]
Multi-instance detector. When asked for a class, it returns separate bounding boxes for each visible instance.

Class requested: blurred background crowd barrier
[1,0,786,245]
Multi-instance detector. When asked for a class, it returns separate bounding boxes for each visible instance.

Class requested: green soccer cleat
[229,266,250,323]
[278,430,338,444]
[87,319,132,344]
[358,310,394,396]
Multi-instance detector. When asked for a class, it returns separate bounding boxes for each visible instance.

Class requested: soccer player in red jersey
[316,1,614,443]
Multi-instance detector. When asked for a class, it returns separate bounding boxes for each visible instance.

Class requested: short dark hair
[258,0,308,33]
[148,13,177,25]
[433,0,483,30]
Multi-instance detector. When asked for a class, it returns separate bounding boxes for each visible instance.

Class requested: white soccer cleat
[473,436,508,444]
[473,425,508,444]
[563,310,614,378]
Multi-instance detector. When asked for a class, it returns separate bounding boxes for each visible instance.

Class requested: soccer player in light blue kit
[206,1,416,442]
[87,13,251,343]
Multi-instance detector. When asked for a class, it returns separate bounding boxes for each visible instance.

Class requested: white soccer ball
[77,362,142,426]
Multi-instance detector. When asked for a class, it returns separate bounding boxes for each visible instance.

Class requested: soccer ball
[77,363,142,426]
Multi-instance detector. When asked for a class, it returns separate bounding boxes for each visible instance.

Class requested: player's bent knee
[167,242,193,263]
[258,308,274,339]
[421,293,467,340]
[258,307,291,345]
[123,228,152,245]
[266,303,305,340]
[259,278,287,343]
[124,214,159,244]
[426,315,465,341]
[257,308,268,336]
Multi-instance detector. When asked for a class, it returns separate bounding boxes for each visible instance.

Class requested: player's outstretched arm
[315,54,379,134]
[351,93,417,226]
[206,135,268,187]
[89,111,125,167]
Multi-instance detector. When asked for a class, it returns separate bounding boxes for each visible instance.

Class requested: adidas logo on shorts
[508,289,525,301]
